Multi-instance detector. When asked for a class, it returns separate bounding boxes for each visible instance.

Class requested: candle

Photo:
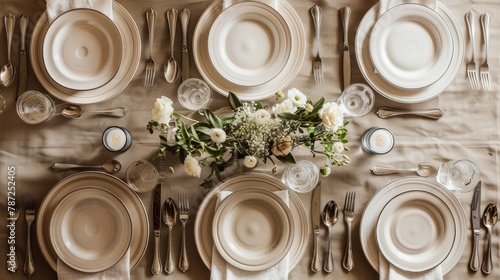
[362,127,394,154]
[102,126,132,152]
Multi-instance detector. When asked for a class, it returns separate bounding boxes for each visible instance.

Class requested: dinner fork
[144,8,157,86]
[342,192,355,271]
[310,5,323,84]
[480,12,491,91]
[466,10,480,90]
[23,193,35,276]
[8,203,19,272]
[178,193,190,272]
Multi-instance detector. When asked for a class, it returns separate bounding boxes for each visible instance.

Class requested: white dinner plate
[376,190,456,272]
[213,188,294,271]
[355,2,464,103]
[208,2,291,87]
[30,2,141,104]
[50,187,132,273]
[42,9,123,91]
[193,0,305,101]
[369,4,453,89]
[195,173,308,271]
[36,172,149,271]
[360,177,466,274]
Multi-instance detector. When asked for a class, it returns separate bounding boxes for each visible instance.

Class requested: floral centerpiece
[147,88,349,188]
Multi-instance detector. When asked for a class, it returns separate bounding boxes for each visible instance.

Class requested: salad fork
[178,193,190,272]
[465,10,480,90]
[480,12,491,91]
[342,192,355,271]
[23,193,35,276]
[310,5,323,84]
[144,8,157,86]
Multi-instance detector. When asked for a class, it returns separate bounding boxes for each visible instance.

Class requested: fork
[342,192,355,271]
[8,203,19,272]
[178,193,190,272]
[23,193,35,276]
[310,5,323,84]
[144,8,157,86]
[480,13,491,91]
[466,10,480,90]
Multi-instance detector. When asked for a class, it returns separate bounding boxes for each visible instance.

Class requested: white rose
[243,156,257,168]
[333,142,344,153]
[151,96,174,124]
[254,109,271,125]
[184,155,201,177]
[210,128,227,143]
[287,88,307,107]
[272,135,293,156]
[319,102,344,131]
[272,99,297,115]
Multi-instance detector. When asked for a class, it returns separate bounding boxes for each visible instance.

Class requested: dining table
[0,0,499,279]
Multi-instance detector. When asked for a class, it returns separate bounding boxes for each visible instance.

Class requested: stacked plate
[194,0,306,101]
[360,177,467,275]
[355,2,464,103]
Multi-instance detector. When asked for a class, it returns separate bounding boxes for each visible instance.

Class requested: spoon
[481,203,497,274]
[1,14,16,87]
[164,8,180,83]
[322,200,338,273]
[51,159,122,174]
[162,197,178,274]
[61,105,128,119]
[371,162,438,177]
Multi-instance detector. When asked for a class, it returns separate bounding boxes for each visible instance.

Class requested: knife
[340,6,351,90]
[151,183,162,275]
[16,15,28,100]
[180,9,190,82]
[469,181,481,271]
[311,182,322,272]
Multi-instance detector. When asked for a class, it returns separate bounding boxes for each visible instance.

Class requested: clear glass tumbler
[282,160,319,193]
[177,78,212,111]
[16,90,55,124]
[338,83,375,117]
[126,160,160,193]
[436,159,480,192]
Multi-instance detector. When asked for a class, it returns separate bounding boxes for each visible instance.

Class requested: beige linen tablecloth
[0,0,499,279]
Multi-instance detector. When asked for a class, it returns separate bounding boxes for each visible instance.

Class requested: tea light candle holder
[102,126,132,152]
[362,127,394,154]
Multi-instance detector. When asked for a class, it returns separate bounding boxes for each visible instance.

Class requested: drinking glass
[282,160,319,193]
[436,159,480,192]
[177,78,212,111]
[338,83,375,117]
[126,160,160,193]
[16,90,56,124]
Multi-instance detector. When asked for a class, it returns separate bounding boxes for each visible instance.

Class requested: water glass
[177,78,212,111]
[126,160,160,193]
[282,160,319,193]
[338,83,375,117]
[16,90,56,124]
[436,159,480,192]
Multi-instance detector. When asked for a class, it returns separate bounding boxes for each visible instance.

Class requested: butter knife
[340,6,351,90]
[16,15,28,100]
[151,184,162,275]
[470,181,481,271]
[311,183,322,272]
[180,9,190,82]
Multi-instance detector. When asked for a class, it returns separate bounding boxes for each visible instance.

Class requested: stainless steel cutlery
[480,12,491,91]
[340,6,351,90]
[178,193,190,272]
[342,192,355,271]
[17,15,28,99]
[310,184,322,272]
[180,9,191,82]
[376,107,444,120]
[470,182,481,271]
[23,193,36,276]
[151,184,162,275]
[144,8,157,87]
[466,10,491,91]
[310,5,323,85]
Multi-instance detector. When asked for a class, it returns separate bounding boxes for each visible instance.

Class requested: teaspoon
[371,162,438,177]
[162,198,178,274]
[322,200,338,273]
[51,159,122,173]
[164,8,180,83]
[1,14,16,87]
[61,105,128,119]
[481,203,497,274]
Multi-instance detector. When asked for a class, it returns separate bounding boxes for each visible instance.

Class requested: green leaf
[278,112,299,120]
[203,109,223,128]
[312,97,325,113]
[275,153,296,164]
[179,148,188,163]
[195,125,212,136]
[228,92,243,110]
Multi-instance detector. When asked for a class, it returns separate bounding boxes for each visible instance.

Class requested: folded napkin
[57,249,130,280]
[210,190,289,280]
[223,0,277,11]
[46,0,113,23]
[378,252,443,280]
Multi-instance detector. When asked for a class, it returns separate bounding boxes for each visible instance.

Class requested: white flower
[272,99,297,115]
[151,96,174,124]
[319,102,344,131]
[184,155,201,177]
[272,135,293,156]
[333,142,344,153]
[254,109,271,125]
[243,156,257,168]
[320,165,331,177]
[275,90,284,100]
[304,103,314,112]
[287,88,307,107]
[210,128,226,143]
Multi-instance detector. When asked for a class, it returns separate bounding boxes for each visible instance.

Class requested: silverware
[482,203,497,274]
[8,203,19,272]
[23,193,35,276]
[61,105,128,119]
[340,6,351,90]
[178,192,190,272]
[151,184,162,275]
[480,12,491,91]
[470,181,481,271]
[162,198,178,274]
[376,107,444,120]
[145,8,157,86]
[310,183,321,272]
[322,200,338,273]
[180,9,190,82]
[16,15,28,99]
[51,159,122,174]
[465,10,480,90]
[310,5,323,84]
[342,192,355,271]
[371,162,438,177]
[164,8,180,83]
[1,13,16,87]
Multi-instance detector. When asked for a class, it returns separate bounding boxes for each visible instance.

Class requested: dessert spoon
[322,200,338,273]
[371,162,438,177]
[61,105,128,119]
[164,8,180,83]
[1,14,16,87]
[162,198,178,274]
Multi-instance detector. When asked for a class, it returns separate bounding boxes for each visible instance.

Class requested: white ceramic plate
[360,177,466,274]
[355,2,464,103]
[195,173,308,271]
[42,9,122,91]
[36,172,149,271]
[376,190,456,272]
[50,187,132,273]
[213,188,294,271]
[208,2,291,87]
[194,0,305,101]
[30,2,141,104]
[369,4,453,89]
